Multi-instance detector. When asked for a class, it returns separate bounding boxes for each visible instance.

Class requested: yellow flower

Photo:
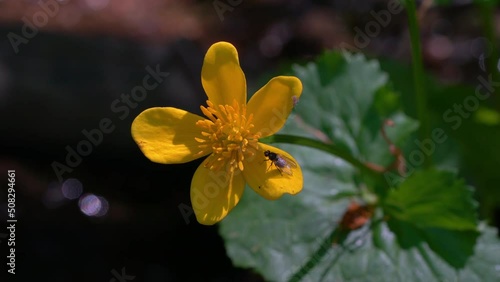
[131,42,303,225]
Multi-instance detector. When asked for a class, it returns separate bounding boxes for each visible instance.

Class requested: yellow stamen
[195,99,260,173]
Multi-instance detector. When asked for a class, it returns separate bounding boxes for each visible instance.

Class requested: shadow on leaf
[387,218,479,269]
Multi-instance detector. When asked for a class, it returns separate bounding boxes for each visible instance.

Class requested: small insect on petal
[292,96,300,107]
[263,150,296,176]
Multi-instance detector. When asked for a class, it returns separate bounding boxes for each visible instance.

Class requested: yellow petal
[201,41,246,107]
[191,157,245,225]
[243,143,303,200]
[131,107,209,164]
[246,76,302,138]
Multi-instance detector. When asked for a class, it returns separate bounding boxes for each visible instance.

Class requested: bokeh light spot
[94,196,109,217]
[79,194,101,216]
[61,178,83,200]
[427,36,453,60]
[78,194,110,217]
[474,107,500,126]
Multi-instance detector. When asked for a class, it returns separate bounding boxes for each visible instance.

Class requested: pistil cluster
[195,100,260,173]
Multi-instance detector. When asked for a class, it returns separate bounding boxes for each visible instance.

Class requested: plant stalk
[404,0,432,167]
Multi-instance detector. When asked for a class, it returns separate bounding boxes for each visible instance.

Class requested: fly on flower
[264,150,297,176]
[131,41,303,225]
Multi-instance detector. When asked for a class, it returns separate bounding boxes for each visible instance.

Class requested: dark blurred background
[0,0,498,281]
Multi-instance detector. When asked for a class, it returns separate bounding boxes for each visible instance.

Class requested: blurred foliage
[379,58,500,222]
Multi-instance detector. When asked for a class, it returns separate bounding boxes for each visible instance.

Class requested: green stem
[404,0,431,167]
[477,1,500,109]
[261,134,382,181]
[288,227,343,282]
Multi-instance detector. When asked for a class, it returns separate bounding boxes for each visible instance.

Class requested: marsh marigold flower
[131,42,303,225]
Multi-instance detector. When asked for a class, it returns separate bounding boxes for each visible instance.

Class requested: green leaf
[221,182,499,282]
[313,222,499,282]
[386,218,479,269]
[379,58,500,222]
[219,51,500,282]
[221,189,498,281]
[384,169,478,231]
[290,51,417,167]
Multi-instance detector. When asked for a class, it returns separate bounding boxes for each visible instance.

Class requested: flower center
[195,99,260,173]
